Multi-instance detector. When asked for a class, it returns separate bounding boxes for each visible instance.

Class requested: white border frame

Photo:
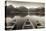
[0,0,46,31]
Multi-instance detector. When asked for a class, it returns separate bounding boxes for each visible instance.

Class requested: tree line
[5,5,45,17]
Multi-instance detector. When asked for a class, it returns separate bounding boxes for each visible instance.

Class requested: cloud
[6,1,44,9]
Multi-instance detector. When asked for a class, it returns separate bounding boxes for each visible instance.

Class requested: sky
[6,1,44,9]
[6,0,45,3]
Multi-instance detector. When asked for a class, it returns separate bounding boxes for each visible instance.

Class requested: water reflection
[13,15,44,28]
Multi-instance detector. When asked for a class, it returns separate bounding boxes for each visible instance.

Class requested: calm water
[13,15,45,28]
[6,15,45,29]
